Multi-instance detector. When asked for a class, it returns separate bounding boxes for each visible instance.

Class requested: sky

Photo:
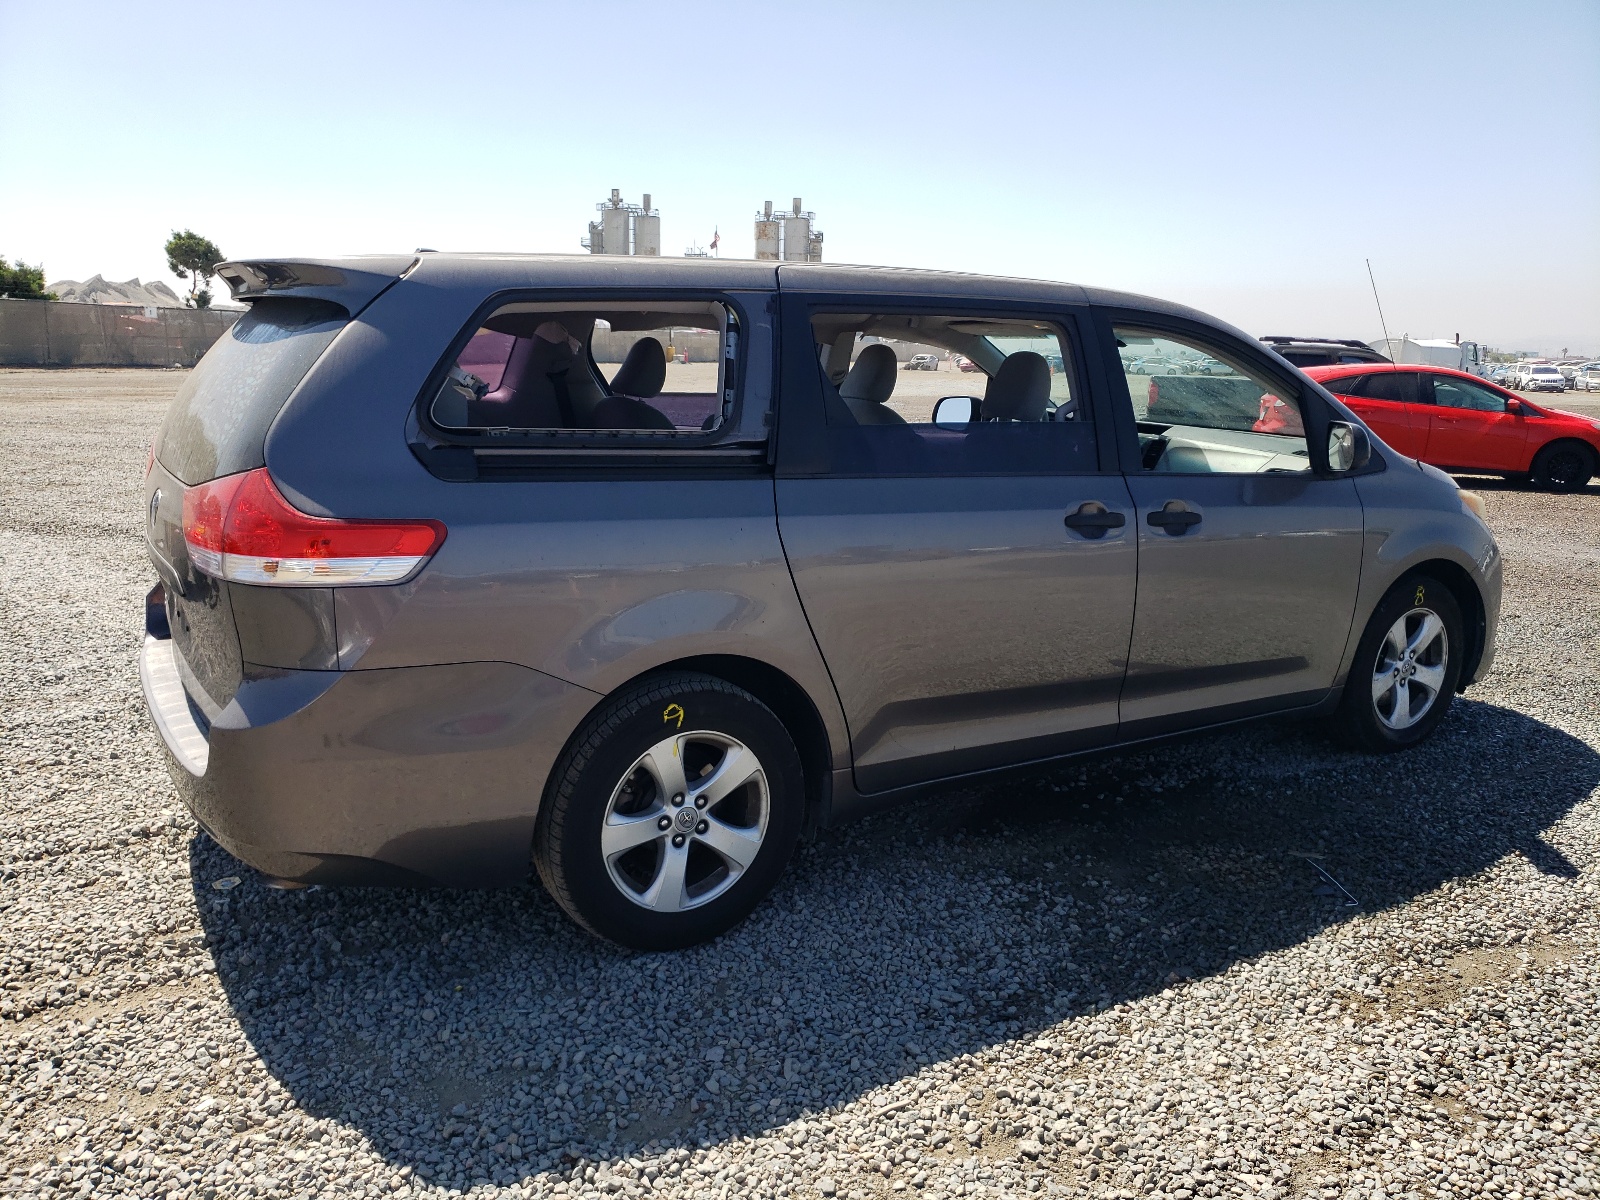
[2,0,1597,353]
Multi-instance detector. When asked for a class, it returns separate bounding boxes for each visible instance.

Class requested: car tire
[1528,440,1596,492]
[534,672,804,950]
[1335,575,1464,754]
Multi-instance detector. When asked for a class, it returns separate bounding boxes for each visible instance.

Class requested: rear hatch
[146,296,350,710]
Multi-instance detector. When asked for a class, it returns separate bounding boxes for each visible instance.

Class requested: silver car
[140,255,1501,949]
[1523,365,1567,393]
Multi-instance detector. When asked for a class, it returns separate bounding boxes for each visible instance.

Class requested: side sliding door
[773,292,1137,793]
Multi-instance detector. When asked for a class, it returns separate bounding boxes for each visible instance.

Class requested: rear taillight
[182,468,446,586]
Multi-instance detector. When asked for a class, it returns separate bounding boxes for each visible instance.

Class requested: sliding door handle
[1146,504,1202,534]
[1063,503,1127,538]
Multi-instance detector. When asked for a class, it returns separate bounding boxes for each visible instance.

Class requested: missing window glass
[430,300,733,434]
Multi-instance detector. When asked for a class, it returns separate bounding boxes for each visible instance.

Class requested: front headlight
[1460,490,1488,521]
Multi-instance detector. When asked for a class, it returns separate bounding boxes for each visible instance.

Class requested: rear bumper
[139,636,601,886]
[141,637,210,776]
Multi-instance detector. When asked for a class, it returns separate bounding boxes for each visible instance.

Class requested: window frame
[1322,371,1371,398]
[774,292,1118,479]
[1091,306,1357,477]
[407,287,774,480]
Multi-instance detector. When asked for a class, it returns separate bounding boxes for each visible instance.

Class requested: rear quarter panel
[337,476,849,772]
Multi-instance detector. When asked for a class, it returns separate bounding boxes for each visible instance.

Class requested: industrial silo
[601,197,631,257]
[755,200,781,260]
[634,194,660,256]
[782,198,811,261]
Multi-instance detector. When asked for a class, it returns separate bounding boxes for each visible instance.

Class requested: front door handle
[1063,503,1126,538]
[1146,503,1202,534]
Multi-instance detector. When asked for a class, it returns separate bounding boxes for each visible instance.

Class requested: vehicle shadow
[1450,472,1599,496]
[187,697,1597,1190]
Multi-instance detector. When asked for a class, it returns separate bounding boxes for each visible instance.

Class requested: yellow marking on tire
[664,703,685,729]
[1414,584,1426,606]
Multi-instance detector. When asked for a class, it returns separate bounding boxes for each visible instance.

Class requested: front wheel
[534,673,804,949]
[1529,440,1596,492]
[1336,576,1464,753]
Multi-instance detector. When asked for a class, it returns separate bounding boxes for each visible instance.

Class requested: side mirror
[1505,398,1524,414]
[1327,421,1371,473]
[932,395,978,428]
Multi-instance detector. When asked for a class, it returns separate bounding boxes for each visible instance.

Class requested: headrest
[981,351,1051,422]
[518,329,577,379]
[610,336,667,398]
[839,343,898,406]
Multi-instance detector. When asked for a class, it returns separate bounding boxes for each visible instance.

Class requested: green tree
[0,256,56,300]
[164,229,224,308]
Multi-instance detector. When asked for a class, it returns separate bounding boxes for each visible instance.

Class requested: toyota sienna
[139,254,1501,948]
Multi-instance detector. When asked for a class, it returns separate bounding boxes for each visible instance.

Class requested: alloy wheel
[1542,446,1590,489]
[1370,608,1449,731]
[600,730,769,912]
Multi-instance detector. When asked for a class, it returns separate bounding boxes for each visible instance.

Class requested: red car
[1305,364,1599,491]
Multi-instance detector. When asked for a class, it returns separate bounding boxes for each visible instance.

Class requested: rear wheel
[1336,575,1463,753]
[534,672,803,950]
[1529,440,1596,491]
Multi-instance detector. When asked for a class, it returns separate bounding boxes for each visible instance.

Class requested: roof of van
[216,252,1230,335]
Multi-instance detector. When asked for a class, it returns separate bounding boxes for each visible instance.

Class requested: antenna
[1366,258,1394,357]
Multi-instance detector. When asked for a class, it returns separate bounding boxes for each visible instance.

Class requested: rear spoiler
[214,256,418,317]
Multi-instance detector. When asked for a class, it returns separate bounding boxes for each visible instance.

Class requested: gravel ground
[2,368,1597,1200]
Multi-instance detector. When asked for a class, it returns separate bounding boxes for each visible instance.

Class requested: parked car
[1260,336,1391,368]
[1575,364,1600,392]
[141,254,1502,949]
[903,353,940,371]
[1522,365,1567,393]
[1124,355,1177,375]
[1306,363,1599,490]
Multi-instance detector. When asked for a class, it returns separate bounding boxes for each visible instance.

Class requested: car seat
[475,326,580,427]
[592,336,675,430]
[980,352,1050,422]
[839,343,905,425]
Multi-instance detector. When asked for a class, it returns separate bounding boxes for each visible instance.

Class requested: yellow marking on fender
[1414,585,1426,606]
[664,703,685,729]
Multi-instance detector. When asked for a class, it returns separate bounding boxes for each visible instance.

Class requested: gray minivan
[140,255,1501,948]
